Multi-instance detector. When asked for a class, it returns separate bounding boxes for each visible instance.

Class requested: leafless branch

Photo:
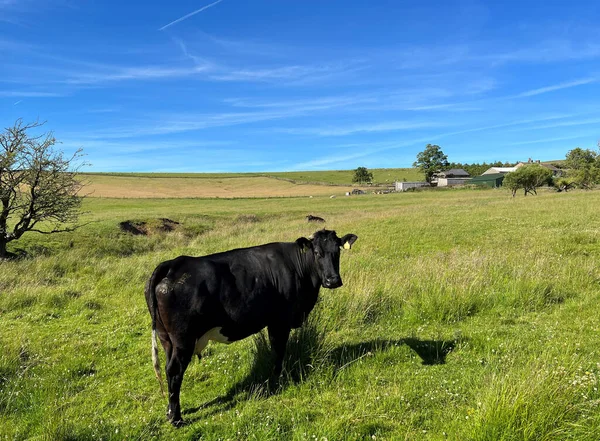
[0,119,88,257]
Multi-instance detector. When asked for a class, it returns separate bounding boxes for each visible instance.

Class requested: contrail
[13,100,22,105]
[159,0,225,31]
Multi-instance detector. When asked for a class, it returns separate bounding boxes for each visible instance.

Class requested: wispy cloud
[205,60,366,85]
[0,90,63,97]
[370,38,600,73]
[428,114,574,139]
[513,77,597,98]
[508,133,596,146]
[507,117,600,132]
[173,38,212,67]
[62,138,235,155]
[224,94,377,110]
[172,38,363,85]
[293,151,380,169]
[69,111,299,139]
[0,0,56,25]
[277,120,446,137]
[485,40,600,65]
[63,64,210,85]
[225,88,482,114]
[207,35,287,57]
[68,96,387,139]
[210,65,336,82]
[159,0,225,31]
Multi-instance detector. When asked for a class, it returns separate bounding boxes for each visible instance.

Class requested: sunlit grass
[1,188,600,439]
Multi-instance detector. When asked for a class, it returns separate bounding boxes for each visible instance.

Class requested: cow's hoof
[171,418,186,428]
[167,408,185,427]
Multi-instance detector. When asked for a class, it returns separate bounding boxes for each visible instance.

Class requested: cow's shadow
[183,331,458,422]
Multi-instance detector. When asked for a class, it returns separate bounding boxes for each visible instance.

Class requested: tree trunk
[0,238,7,259]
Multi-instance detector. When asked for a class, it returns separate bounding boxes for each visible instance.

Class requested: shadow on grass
[331,338,456,368]
[183,326,458,423]
[0,249,30,261]
[183,316,328,421]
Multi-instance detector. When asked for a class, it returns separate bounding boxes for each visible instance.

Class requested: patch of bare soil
[157,218,180,232]
[119,218,180,236]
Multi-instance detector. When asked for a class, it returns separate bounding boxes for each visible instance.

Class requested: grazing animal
[145,229,358,426]
[305,214,326,223]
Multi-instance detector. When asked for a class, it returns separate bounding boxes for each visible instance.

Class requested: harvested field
[85,175,354,198]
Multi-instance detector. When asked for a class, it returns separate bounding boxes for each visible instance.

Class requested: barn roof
[471,173,505,181]
[482,167,517,175]
[439,168,470,177]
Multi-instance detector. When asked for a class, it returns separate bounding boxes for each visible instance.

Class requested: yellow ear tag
[343,242,351,250]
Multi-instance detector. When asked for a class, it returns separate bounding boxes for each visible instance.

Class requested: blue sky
[1,0,599,172]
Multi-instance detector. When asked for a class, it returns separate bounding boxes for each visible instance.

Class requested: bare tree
[0,119,86,258]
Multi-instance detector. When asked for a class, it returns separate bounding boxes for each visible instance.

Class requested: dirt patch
[157,218,180,232]
[119,218,180,236]
[119,220,148,235]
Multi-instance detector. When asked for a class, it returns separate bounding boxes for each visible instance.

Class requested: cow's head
[298,229,358,289]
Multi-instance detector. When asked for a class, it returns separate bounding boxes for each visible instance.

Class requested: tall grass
[2,189,600,439]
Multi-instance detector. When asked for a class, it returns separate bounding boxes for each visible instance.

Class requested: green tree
[564,147,600,189]
[554,176,576,192]
[447,160,514,177]
[0,120,86,258]
[413,144,449,183]
[564,147,598,169]
[352,166,373,184]
[503,164,553,197]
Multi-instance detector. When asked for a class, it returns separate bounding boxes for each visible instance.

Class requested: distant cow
[306,214,326,223]
[145,229,358,426]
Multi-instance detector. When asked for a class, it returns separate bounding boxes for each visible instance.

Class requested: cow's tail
[146,262,171,397]
[152,328,165,397]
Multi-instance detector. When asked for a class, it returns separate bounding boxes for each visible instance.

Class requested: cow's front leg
[267,325,290,379]
[166,345,193,426]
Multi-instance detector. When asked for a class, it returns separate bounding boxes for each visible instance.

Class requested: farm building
[437,177,472,187]
[482,166,517,175]
[437,168,470,178]
[537,163,562,176]
[470,173,505,188]
[482,160,562,177]
[434,168,471,187]
[395,181,430,192]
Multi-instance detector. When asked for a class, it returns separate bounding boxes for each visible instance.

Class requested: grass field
[264,168,422,185]
[2,185,600,440]
[82,168,422,198]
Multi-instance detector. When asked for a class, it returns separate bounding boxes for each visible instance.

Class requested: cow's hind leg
[166,344,194,426]
[268,325,291,380]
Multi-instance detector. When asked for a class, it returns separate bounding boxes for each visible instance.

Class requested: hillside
[81,168,421,198]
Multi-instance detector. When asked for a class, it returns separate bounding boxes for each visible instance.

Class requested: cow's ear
[340,234,358,250]
[296,237,313,252]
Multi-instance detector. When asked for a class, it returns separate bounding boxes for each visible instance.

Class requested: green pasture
[265,168,422,185]
[2,187,600,440]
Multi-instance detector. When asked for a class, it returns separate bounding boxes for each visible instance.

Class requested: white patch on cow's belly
[194,327,231,355]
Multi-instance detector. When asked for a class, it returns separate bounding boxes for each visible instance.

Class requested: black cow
[306,214,326,223]
[145,229,358,426]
